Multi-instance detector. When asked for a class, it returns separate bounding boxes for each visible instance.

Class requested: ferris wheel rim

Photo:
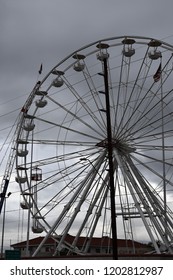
[38,35,173,87]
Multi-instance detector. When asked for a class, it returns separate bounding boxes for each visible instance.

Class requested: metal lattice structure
[4,36,173,256]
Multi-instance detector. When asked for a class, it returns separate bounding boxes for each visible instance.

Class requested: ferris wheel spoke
[133,148,172,166]
[115,46,150,138]
[114,151,163,252]
[30,139,98,147]
[135,143,173,151]
[37,146,101,169]
[62,76,107,134]
[34,171,91,229]
[126,157,173,245]
[128,124,173,145]
[33,153,107,256]
[37,151,107,215]
[83,188,110,253]
[38,166,90,217]
[45,94,106,138]
[82,66,107,130]
[34,115,102,141]
[131,114,173,141]
[113,55,126,135]
[122,89,173,141]
[66,171,110,254]
[117,56,173,140]
[119,59,154,136]
[131,152,173,187]
[118,90,158,140]
[133,129,173,144]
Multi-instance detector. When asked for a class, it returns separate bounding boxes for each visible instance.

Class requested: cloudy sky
[1,0,173,252]
[1,0,173,128]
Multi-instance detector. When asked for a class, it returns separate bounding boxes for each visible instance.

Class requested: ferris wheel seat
[52,77,64,87]
[122,48,135,57]
[20,202,32,209]
[31,174,42,181]
[23,123,35,131]
[35,99,48,108]
[15,176,27,184]
[96,52,109,61]
[32,226,43,233]
[17,149,28,157]
[148,50,162,60]
[73,62,85,72]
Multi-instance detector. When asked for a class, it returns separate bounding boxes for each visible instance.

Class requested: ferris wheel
[13,35,173,257]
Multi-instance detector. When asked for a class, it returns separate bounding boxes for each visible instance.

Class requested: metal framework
[1,36,173,257]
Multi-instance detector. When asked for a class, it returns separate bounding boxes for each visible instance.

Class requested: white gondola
[72,54,85,71]
[20,202,28,209]
[16,166,28,183]
[31,167,42,181]
[148,50,162,60]
[35,99,47,108]
[20,192,33,209]
[23,123,35,131]
[97,51,109,61]
[96,43,109,61]
[32,215,44,233]
[17,149,28,157]
[122,38,135,57]
[73,62,85,72]
[32,226,43,233]
[122,47,135,57]
[15,176,27,184]
[20,201,32,209]
[52,77,64,87]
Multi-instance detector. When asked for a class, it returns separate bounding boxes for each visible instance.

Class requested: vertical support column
[103,58,118,260]
[160,61,168,241]
[0,179,9,214]
[0,197,6,258]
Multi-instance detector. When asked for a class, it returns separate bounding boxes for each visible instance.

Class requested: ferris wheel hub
[96,138,136,154]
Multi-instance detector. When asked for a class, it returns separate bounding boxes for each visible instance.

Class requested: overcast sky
[1,0,173,251]
[1,0,173,126]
